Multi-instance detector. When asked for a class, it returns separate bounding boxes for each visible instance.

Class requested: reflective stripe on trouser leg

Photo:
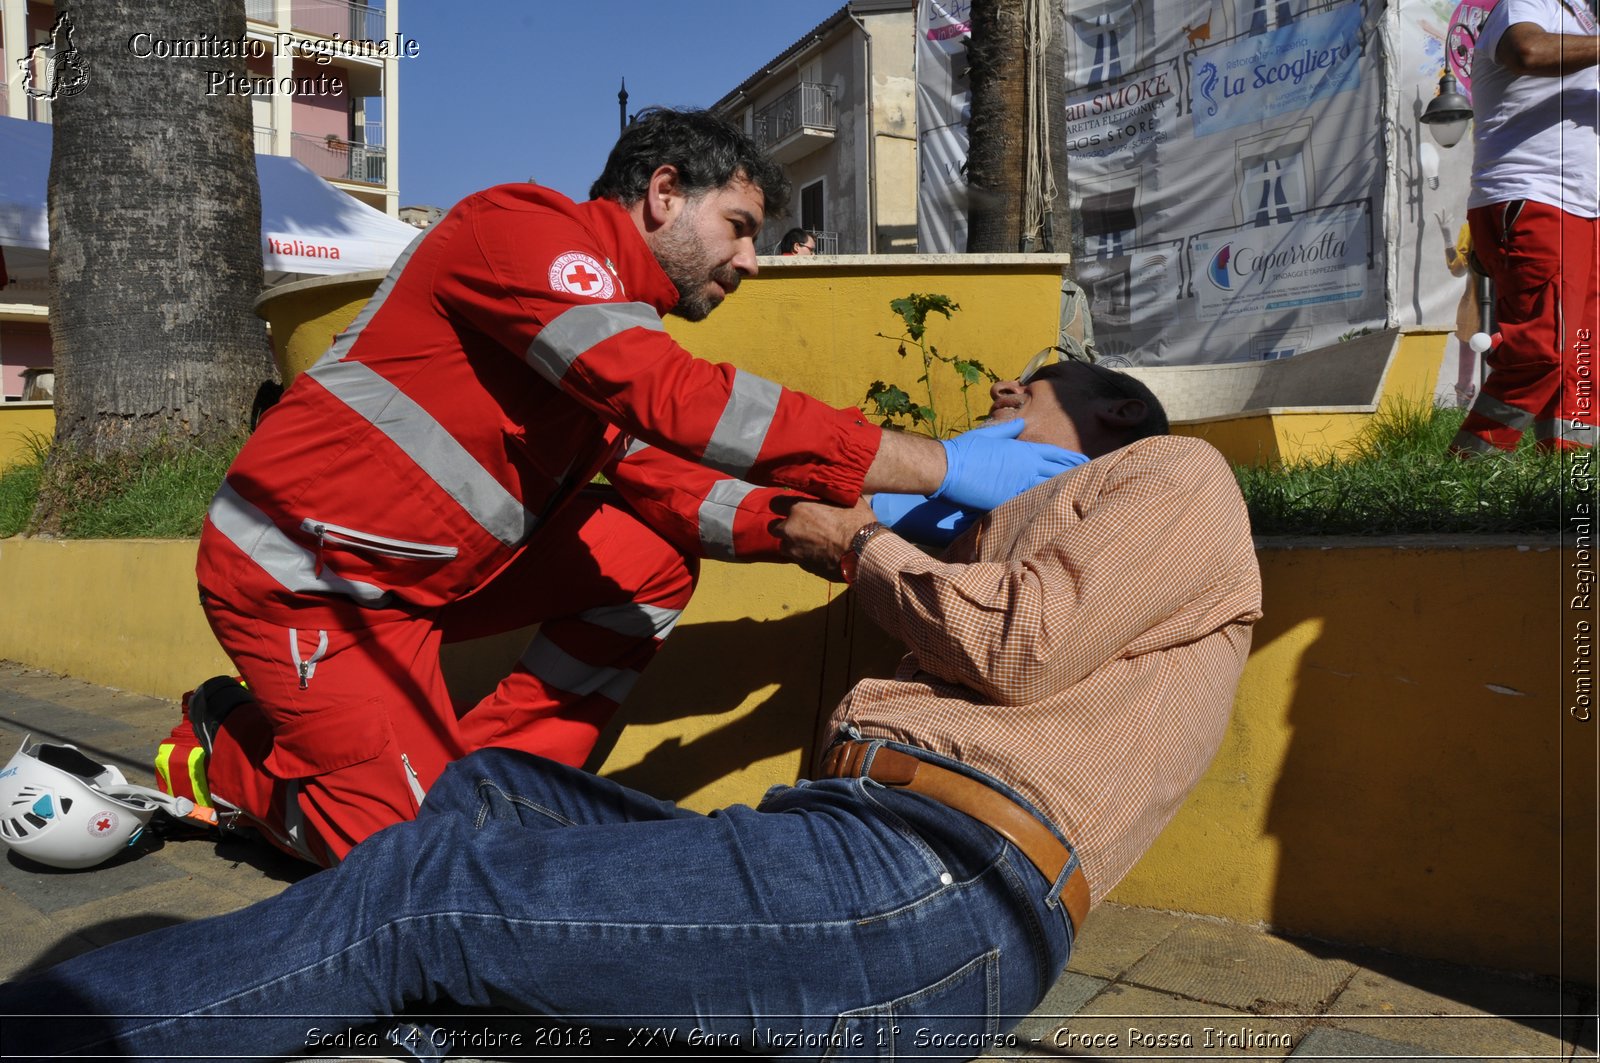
[453,604,687,767]
[450,496,697,766]
[1452,391,1536,454]
[1536,417,1597,450]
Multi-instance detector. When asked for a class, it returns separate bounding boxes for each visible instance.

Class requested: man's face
[651,175,765,322]
[794,236,816,255]
[984,362,1106,453]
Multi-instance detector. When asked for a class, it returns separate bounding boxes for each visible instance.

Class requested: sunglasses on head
[1018,344,1093,384]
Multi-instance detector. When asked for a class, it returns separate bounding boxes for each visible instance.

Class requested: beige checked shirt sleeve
[829,435,1263,904]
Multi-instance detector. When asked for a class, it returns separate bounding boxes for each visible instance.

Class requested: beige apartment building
[711,0,919,256]
[0,0,402,400]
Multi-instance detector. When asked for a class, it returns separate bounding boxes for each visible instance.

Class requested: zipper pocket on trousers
[300,519,460,561]
[289,628,329,690]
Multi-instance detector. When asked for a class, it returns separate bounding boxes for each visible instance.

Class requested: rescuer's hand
[933,419,1087,511]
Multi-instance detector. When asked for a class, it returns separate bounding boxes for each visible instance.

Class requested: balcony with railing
[245,0,276,24]
[254,126,276,154]
[290,132,386,185]
[752,83,835,164]
[291,0,386,41]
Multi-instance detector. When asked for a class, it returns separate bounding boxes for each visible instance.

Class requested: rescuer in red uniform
[165,109,1083,864]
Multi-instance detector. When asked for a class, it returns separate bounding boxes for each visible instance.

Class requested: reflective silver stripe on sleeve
[525,303,665,385]
[307,229,429,373]
[698,479,758,561]
[207,482,392,606]
[1466,393,1536,432]
[702,372,781,477]
[519,635,641,704]
[578,601,683,641]
[306,359,532,547]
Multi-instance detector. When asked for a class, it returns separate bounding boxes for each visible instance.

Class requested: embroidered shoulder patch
[549,252,616,299]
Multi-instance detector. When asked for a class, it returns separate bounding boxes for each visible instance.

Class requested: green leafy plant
[861,293,998,438]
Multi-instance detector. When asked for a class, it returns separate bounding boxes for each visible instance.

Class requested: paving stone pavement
[0,663,1594,1062]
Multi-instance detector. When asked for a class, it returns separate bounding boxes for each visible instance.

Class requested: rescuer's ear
[642,165,684,230]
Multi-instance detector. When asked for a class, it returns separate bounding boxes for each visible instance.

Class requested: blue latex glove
[870,493,980,547]
[932,419,1089,511]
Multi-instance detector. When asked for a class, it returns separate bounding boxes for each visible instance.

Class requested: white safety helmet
[0,735,209,870]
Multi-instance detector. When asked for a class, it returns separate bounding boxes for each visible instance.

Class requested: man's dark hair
[589,107,791,216]
[1031,361,1171,442]
[777,228,810,253]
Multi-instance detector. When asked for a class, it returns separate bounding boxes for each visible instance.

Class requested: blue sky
[398,1,848,210]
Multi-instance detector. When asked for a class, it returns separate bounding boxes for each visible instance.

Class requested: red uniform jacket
[198,185,877,621]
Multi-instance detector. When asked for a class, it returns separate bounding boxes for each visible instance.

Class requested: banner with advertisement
[914,0,1481,380]
[916,0,972,257]
[1063,0,1388,365]
[1191,202,1373,322]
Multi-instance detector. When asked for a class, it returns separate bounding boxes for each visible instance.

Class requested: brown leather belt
[820,740,1090,933]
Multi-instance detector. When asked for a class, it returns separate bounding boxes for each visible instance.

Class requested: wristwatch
[839,521,887,584]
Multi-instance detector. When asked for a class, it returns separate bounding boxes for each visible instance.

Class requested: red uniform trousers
[200,491,697,865]
[1456,199,1599,454]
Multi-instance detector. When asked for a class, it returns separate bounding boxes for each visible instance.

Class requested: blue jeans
[1,744,1076,1061]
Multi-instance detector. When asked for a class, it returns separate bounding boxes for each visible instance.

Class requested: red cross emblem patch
[87,809,119,836]
[548,252,616,300]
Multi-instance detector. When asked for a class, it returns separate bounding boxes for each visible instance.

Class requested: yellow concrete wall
[0,535,1584,981]
[253,270,388,385]
[1112,539,1581,979]
[1169,329,1454,466]
[0,404,53,470]
[663,259,1067,430]
[0,539,232,695]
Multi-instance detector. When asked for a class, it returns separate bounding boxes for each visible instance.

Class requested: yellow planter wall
[0,404,53,470]
[1159,329,1451,466]
[1112,539,1583,980]
[661,257,1070,425]
[253,270,389,385]
[0,539,232,693]
[0,535,1584,982]
[254,255,1071,424]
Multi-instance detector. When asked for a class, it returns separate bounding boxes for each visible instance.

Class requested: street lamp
[1419,71,1473,148]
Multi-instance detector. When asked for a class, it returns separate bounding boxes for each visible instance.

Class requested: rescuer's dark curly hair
[589,107,791,216]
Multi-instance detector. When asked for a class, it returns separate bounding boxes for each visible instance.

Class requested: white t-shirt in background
[1468,0,1600,217]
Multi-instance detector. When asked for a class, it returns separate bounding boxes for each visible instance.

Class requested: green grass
[0,445,46,538]
[1235,405,1571,536]
[0,438,239,539]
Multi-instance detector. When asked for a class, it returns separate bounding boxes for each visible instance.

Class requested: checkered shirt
[831,434,1263,904]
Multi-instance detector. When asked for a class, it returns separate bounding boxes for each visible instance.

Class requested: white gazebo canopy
[0,114,419,306]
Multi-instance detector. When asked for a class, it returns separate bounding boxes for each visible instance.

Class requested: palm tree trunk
[40,0,270,515]
[966,0,1028,252]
